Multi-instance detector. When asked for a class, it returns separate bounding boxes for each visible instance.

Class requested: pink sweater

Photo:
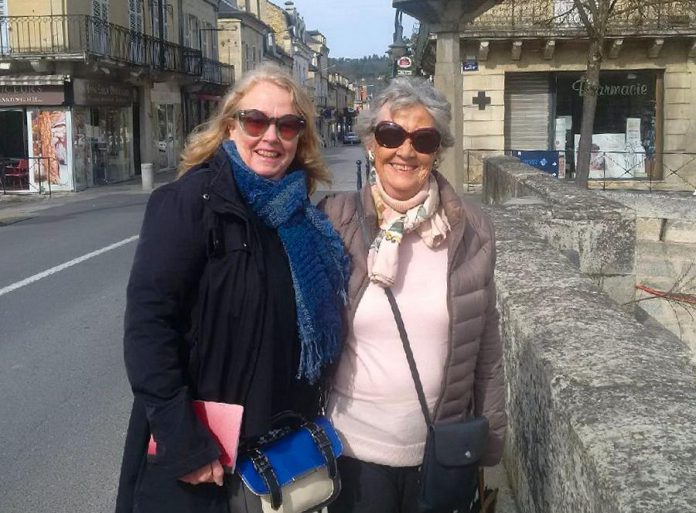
[327,232,450,467]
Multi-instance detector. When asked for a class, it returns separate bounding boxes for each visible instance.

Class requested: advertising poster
[28,109,73,191]
[574,133,630,179]
[625,118,646,177]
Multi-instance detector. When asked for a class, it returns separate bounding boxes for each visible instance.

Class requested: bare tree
[629,261,696,342]
[569,0,694,186]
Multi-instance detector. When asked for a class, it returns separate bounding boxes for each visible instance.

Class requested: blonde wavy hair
[177,63,330,192]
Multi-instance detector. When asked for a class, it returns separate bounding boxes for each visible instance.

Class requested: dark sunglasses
[234,109,306,141]
[373,121,441,154]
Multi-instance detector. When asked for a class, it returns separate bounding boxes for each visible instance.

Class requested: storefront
[504,69,661,180]
[0,75,73,192]
[72,78,137,188]
[0,76,136,192]
[152,83,184,171]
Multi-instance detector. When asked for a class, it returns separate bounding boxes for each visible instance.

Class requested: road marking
[0,235,139,298]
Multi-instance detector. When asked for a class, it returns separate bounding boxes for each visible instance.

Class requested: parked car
[343,132,360,145]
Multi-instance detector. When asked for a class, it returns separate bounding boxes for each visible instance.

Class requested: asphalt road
[0,144,366,513]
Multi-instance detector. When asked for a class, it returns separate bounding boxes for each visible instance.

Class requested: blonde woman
[116,64,349,513]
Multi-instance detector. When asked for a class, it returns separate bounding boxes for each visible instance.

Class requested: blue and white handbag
[236,414,343,513]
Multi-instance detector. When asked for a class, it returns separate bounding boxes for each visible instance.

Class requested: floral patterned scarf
[367,168,450,287]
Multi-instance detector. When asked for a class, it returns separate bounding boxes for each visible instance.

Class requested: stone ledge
[486,205,696,513]
[483,156,636,286]
[599,190,696,221]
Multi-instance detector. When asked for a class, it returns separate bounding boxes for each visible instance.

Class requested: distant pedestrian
[320,77,506,513]
[116,63,349,513]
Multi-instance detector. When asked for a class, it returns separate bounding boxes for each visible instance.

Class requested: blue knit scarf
[223,140,350,384]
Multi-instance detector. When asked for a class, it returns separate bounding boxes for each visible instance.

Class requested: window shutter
[129,0,143,33]
[504,73,553,151]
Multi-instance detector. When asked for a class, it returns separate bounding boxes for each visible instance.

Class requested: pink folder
[147,401,244,471]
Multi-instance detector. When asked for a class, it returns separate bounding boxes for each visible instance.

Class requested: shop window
[86,107,134,185]
[555,70,659,180]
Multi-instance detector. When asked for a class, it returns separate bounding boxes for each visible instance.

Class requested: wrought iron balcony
[201,57,234,86]
[0,15,202,76]
[465,0,696,38]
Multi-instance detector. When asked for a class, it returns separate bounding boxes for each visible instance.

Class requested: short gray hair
[355,78,455,157]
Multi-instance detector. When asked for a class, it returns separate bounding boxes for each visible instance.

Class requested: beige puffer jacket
[319,171,506,466]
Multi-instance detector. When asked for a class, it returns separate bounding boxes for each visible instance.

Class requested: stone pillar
[434,32,464,193]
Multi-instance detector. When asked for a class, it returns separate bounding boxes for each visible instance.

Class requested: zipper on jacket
[432,235,465,421]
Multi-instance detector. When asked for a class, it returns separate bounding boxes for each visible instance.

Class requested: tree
[565,0,694,186]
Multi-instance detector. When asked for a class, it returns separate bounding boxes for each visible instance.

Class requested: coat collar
[205,146,248,216]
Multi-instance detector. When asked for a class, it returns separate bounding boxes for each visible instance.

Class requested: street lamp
[388,9,409,77]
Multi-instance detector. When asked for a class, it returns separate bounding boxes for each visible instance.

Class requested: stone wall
[599,191,696,356]
[487,202,696,513]
[482,157,696,511]
[483,156,636,305]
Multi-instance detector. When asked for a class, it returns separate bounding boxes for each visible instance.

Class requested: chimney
[284,1,295,16]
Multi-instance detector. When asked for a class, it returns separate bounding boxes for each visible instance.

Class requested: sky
[285,0,418,59]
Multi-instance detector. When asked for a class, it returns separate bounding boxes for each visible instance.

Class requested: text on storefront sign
[0,85,65,105]
[572,79,648,97]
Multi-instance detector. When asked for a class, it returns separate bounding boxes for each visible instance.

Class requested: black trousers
[328,456,453,513]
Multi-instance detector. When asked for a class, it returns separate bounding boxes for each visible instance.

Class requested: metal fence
[458,149,696,192]
[349,149,696,194]
[0,157,55,196]
[0,15,202,76]
[202,57,235,86]
[348,149,696,192]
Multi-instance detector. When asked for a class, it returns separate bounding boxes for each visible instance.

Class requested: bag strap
[355,191,432,428]
[384,287,433,427]
[248,448,282,509]
[305,421,339,479]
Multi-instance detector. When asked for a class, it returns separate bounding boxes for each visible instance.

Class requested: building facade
[0,0,233,193]
[415,0,696,190]
[328,72,356,143]
[307,30,330,145]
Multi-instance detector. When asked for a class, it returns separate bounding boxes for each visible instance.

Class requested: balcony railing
[465,0,696,38]
[0,15,202,76]
[201,57,234,86]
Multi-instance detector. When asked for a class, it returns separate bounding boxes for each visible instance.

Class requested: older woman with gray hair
[320,77,506,513]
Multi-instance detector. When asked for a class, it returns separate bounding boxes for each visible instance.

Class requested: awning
[0,74,70,86]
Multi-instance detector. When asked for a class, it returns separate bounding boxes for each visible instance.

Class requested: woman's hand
[179,460,224,486]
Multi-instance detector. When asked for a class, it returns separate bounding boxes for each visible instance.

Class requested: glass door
[0,109,28,191]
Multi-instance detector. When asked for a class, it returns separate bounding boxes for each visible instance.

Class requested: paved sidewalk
[0,169,178,226]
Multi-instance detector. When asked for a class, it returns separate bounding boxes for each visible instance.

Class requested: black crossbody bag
[355,192,490,513]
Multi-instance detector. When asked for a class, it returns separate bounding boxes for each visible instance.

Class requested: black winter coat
[115,148,320,513]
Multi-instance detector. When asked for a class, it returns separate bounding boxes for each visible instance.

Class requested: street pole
[389,9,409,79]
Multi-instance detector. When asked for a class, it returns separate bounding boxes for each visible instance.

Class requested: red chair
[4,159,29,189]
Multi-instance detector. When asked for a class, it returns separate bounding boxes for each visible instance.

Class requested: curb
[0,215,32,226]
